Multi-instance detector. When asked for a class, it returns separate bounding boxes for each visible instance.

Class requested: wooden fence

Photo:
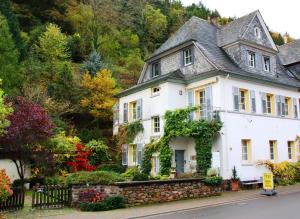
[0,187,25,212]
[32,185,71,209]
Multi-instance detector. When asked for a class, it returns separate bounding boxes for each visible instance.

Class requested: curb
[126,187,300,219]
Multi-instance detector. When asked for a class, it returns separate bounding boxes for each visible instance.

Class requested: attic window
[183,48,193,66]
[151,62,160,78]
[248,51,256,68]
[254,27,261,39]
[263,56,270,72]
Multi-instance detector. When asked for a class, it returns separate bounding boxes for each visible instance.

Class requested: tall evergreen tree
[0,14,21,96]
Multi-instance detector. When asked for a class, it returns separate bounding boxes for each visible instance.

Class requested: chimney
[208,15,218,26]
[283,32,289,44]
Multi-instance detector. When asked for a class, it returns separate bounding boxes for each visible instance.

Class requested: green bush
[132,172,149,181]
[45,171,125,186]
[121,167,140,180]
[79,196,127,211]
[98,164,126,174]
[203,176,223,186]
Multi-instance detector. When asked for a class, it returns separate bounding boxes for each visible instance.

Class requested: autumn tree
[81,69,118,121]
[0,14,22,96]
[0,80,13,136]
[0,97,54,179]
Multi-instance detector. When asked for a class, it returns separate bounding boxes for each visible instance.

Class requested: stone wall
[71,178,222,206]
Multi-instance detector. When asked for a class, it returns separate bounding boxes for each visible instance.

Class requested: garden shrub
[121,167,140,180]
[45,171,125,185]
[0,169,13,202]
[86,140,111,166]
[203,176,223,186]
[79,196,126,211]
[98,164,125,173]
[132,172,149,181]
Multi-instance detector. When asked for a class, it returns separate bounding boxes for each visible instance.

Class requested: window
[183,48,193,66]
[254,27,261,39]
[199,89,206,118]
[240,90,246,111]
[151,87,160,96]
[266,94,272,114]
[151,62,160,78]
[242,140,252,161]
[122,144,128,165]
[129,101,137,122]
[269,140,277,161]
[152,116,160,133]
[293,98,298,118]
[131,144,137,164]
[288,141,295,160]
[233,87,250,112]
[263,56,270,72]
[284,97,292,117]
[263,93,275,115]
[248,51,256,68]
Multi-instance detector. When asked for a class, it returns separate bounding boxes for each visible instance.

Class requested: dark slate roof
[217,11,257,47]
[118,11,300,97]
[278,39,300,65]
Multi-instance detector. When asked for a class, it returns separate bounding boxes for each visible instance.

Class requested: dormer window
[263,56,270,72]
[248,51,256,68]
[151,62,160,78]
[183,48,193,66]
[254,27,261,39]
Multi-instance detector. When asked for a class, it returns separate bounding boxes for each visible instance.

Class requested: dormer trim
[222,40,278,54]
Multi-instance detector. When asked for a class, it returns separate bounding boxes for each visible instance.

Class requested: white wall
[217,76,300,180]
[0,159,31,182]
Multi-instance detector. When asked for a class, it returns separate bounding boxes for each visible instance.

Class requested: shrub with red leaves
[67,143,96,172]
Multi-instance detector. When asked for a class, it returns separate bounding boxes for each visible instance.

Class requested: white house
[114,10,300,180]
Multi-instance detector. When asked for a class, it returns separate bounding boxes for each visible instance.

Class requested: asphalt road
[141,191,300,219]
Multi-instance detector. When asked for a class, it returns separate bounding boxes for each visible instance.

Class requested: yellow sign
[263,172,274,190]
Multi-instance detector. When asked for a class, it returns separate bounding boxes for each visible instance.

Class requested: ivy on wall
[117,120,144,151]
[141,107,222,176]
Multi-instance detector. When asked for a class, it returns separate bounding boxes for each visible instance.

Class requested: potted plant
[231,166,239,191]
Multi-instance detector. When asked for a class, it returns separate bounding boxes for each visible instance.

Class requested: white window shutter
[260,92,267,114]
[232,87,239,111]
[123,103,128,123]
[250,90,256,113]
[205,86,213,120]
[275,95,281,116]
[136,144,143,166]
[188,90,194,120]
[137,98,143,120]
[122,144,128,165]
[293,98,298,118]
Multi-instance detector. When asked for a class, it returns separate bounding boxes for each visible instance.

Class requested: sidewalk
[43,183,300,219]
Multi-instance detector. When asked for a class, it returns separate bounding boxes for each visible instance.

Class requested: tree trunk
[12,159,25,180]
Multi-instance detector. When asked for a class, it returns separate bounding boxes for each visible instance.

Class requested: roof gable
[218,10,278,51]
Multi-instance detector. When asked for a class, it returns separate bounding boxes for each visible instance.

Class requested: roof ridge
[220,10,258,30]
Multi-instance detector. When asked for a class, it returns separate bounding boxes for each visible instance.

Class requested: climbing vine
[141,140,160,175]
[117,120,144,149]
[141,107,222,176]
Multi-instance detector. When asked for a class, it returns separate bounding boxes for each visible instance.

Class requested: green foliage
[79,128,103,143]
[231,166,239,180]
[141,140,160,175]
[98,164,126,174]
[86,140,111,166]
[79,196,127,211]
[82,51,104,76]
[159,107,222,175]
[0,83,13,136]
[125,121,144,143]
[46,171,125,186]
[132,172,149,181]
[121,167,140,180]
[0,14,22,96]
[203,176,223,186]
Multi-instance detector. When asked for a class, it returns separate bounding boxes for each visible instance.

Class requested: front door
[175,150,185,173]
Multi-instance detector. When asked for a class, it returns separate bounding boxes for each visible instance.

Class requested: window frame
[254,27,261,39]
[129,101,137,122]
[288,142,292,160]
[241,139,252,162]
[152,116,160,134]
[151,62,160,78]
[269,140,277,162]
[248,51,256,68]
[183,48,193,66]
[263,56,271,72]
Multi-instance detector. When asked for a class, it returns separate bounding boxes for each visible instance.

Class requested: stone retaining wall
[71,178,222,206]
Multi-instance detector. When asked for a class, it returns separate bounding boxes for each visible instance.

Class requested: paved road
[141,191,300,219]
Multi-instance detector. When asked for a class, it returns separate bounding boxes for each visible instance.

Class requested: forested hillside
[0,0,294,151]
